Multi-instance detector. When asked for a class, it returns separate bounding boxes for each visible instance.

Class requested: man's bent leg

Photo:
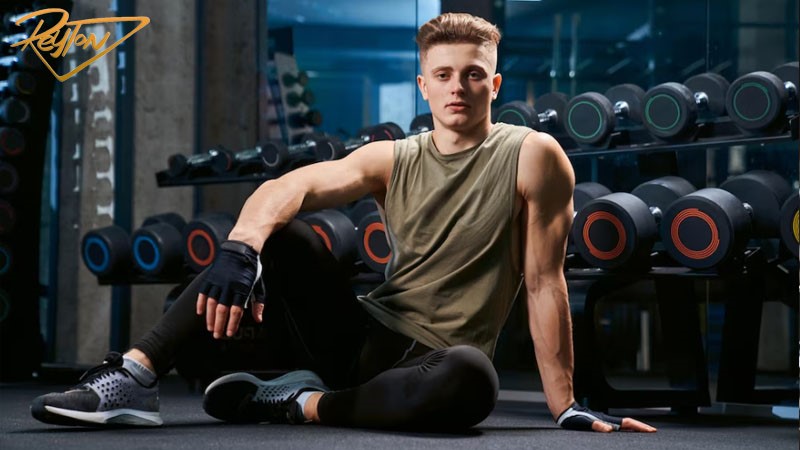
[317,345,499,430]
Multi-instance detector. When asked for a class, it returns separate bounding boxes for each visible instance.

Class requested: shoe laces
[76,351,129,386]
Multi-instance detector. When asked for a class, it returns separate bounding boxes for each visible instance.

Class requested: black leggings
[133,220,498,430]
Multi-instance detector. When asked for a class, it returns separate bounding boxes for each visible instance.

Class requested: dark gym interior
[0,0,797,448]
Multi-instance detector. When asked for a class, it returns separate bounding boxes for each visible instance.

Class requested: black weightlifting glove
[557,402,622,431]
[199,240,263,308]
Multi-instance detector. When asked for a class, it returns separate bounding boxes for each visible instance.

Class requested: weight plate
[0,162,19,195]
[141,212,186,232]
[81,225,131,277]
[357,211,392,273]
[565,92,616,145]
[719,170,792,237]
[684,73,730,117]
[779,192,799,258]
[772,61,799,113]
[495,101,540,129]
[661,188,750,269]
[643,82,697,140]
[132,223,184,276]
[301,209,357,267]
[571,192,657,270]
[605,84,646,124]
[631,176,696,215]
[349,197,379,226]
[261,141,290,168]
[0,243,12,276]
[725,71,787,132]
[534,92,568,132]
[410,113,434,133]
[183,213,235,273]
[314,136,346,161]
[573,182,612,213]
[0,127,25,157]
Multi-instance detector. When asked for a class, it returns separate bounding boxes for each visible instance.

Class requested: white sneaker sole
[44,406,163,426]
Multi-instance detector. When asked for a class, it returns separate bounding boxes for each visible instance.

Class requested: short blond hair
[416,13,501,63]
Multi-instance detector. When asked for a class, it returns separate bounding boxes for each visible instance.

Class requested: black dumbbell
[287,110,323,128]
[0,50,43,71]
[131,213,187,277]
[568,182,613,258]
[495,93,567,133]
[348,197,379,228]
[409,113,433,134]
[725,63,797,133]
[299,209,358,268]
[0,127,25,157]
[81,225,131,278]
[356,211,391,274]
[0,72,36,96]
[0,242,10,276]
[564,85,646,146]
[641,73,729,141]
[242,135,338,172]
[661,170,792,269]
[183,212,235,273]
[779,191,799,259]
[772,61,798,115]
[0,200,15,235]
[0,97,31,124]
[285,90,315,107]
[572,176,696,270]
[167,147,234,178]
[282,71,309,88]
[315,122,405,162]
[0,161,19,195]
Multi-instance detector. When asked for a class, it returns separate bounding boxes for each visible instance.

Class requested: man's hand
[557,403,657,433]
[196,240,263,339]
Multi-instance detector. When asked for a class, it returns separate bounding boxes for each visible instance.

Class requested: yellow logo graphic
[10,8,149,82]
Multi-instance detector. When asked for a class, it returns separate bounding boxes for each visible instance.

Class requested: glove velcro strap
[557,403,622,431]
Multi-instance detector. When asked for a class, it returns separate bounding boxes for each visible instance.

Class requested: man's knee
[435,345,498,427]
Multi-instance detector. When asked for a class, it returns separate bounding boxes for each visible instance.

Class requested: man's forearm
[526,277,575,420]
[227,178,305,252]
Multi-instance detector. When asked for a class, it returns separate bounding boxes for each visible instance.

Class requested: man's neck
[431,121,493,155]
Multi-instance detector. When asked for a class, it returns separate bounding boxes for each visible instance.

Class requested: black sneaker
[30,352,162,427]
[203,370,327,424]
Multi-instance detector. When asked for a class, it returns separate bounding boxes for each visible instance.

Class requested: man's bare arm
[228,141,394,252]
[518,132,656,433]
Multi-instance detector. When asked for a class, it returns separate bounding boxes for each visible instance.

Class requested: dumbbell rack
[569,248,798,411]
[562,115,798,159]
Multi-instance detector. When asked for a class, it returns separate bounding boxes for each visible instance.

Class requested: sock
[123,356,157,386]
[295,390,322,421]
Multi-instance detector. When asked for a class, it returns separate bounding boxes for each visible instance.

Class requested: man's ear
[417,74,429,100]
[492,73,503,99]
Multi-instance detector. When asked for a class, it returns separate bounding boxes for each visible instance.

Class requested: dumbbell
[0,162,19,195]
[0,127,25,157]
[0,97,31,124]
[285,90,314,107]
[348,197,379,228]
[564,85,646,146]
[641,73,729,141]
[779,191,799,258]
[661,170,792,269]
[299,209,358,268]
[166,147,234,178]
[131,213,187,277]
[356,211,391,274]
[308,122,405,162]
[568,182,613,257]
[238,134,339,172]
[286,110,323,128]
[409,113,434,133]
[0,200,15,235]
[282,71,309,88]
[495,93,568,134]
[0,50,43,71]
[0,243,10,276]
[183,212,235,273]
[81,225,131,278]
[572,176,696,270]
[0,72,36,96]
[725,63,797,133]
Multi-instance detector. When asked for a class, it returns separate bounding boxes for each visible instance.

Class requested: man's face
[417,42,501,132]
